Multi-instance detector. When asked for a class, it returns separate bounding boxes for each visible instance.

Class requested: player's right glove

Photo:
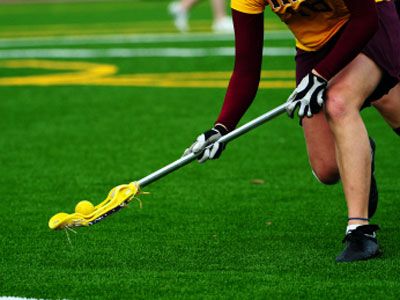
[183,124,228,163]
[286,72,327,119]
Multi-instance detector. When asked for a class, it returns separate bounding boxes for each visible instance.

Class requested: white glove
[286,73,327,118]
[183,124,228,163]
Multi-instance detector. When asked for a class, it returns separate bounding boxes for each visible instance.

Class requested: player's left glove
[286,72,327,118]
[183,124,228,163]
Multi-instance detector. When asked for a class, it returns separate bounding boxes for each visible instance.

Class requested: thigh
[327,53,383,111]
[372,83,400,128]
[302,53,382,178]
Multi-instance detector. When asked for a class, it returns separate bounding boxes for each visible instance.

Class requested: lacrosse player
[168,0,234,33]
[185,0,400,262]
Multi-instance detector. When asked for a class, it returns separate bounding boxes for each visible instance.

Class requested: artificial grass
[0,1,399,299]
[1,83,399,299]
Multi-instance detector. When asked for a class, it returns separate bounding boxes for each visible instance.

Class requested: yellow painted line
[0,27,189,38]
[259,81,295,88]
[0,59,294,88]
[0,20,286,31]
[0,21,286,38]
[112,70,294,80]
[0,21,207,38]
[79,78,295,89]
[0,20,208,31]
[0,59,116,71]
[0,59,117,85]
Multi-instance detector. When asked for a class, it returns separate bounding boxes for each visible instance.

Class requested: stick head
[49,182,141,230]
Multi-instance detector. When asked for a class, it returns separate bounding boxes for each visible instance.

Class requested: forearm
[315,0,379,80]
[216,66,262,130]
[215,9,264,131]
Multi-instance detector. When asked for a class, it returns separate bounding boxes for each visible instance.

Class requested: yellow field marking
[0,27,187,38]
[112,70,295,79]
[79,78,295,89]
[0,59,294,88]
[0,21,207,38]
[0,21,286,38]
[0,60,117,85]
[0,20,207,31]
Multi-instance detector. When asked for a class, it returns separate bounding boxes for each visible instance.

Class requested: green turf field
[1,1,399,299]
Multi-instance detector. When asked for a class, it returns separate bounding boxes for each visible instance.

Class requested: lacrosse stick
[49,102,287,230]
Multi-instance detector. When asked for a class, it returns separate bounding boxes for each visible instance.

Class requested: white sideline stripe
[0,47,295,58]
[0,31,293,48]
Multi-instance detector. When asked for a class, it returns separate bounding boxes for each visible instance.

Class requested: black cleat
[368,138,378,219]
[336,224,380,263]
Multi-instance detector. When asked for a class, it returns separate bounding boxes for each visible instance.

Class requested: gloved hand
[286,72,328,118]
[183,124,228,163]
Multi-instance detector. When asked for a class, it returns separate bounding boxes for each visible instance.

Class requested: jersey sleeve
[315,0,379,80]
[231,0,266,14]
[215,10,265,131]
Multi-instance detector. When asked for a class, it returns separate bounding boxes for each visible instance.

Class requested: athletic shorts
[295,0,400,104]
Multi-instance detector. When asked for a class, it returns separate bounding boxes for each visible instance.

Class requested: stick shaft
[138,103,287,188]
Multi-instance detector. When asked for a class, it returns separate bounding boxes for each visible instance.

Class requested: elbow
[229,69,261,101]
[232,66,262,90]
[234,51,263,76]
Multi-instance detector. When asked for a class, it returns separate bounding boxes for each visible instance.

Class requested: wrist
[311,69,328,82]
[214,123,229,135]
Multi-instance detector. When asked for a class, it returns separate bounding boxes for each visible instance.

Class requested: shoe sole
[336,249,382,263]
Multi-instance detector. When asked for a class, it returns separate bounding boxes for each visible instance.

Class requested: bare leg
[302,113,339,185]
[303,54,382,226]
[169,0,201,32]
[373,83,400,129]
[210,0,233,33]
[170,0,232,33]
[325,54,382,225]
[181,0,201,11]
[210,0,227,21]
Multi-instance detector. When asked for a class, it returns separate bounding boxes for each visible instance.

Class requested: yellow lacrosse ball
[75,200,95,215]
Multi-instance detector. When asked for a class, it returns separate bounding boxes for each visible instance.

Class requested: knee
[311,163,340,185]
[325,89,348,122]
[325,87,357,123]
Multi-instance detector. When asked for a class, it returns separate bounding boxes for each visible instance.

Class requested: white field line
[0,47,295,58]
[0,31,293,48]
